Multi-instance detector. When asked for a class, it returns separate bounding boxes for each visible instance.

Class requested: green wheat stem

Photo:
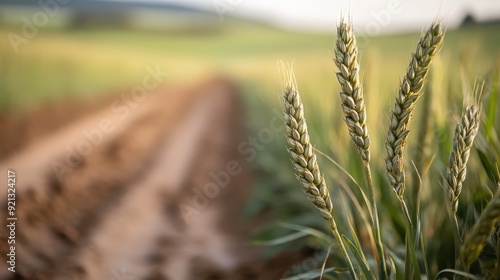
[328,219,359,279]
[400,198,421,280]
[363,162,387,279]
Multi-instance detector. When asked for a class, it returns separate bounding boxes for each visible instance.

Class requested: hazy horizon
[109,0,500,33]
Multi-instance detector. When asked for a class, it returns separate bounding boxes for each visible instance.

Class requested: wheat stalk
[281,68,357,280]
[385,22,444,197]
[460,191,500,269]
[334,18,387,279]
[445,104,481,215]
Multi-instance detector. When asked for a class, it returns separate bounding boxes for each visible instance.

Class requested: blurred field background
[1,0,500,278]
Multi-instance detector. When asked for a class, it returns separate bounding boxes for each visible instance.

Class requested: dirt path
[0,78,305,280]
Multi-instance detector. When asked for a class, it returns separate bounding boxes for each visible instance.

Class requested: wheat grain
[445,104,481,214]
[460,191,500,269]
[385,22,444,197]
[334,18,370,162]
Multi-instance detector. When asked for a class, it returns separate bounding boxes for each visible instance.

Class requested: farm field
[1,18,500,279]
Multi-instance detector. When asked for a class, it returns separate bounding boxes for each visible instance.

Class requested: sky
[112,0,500,33]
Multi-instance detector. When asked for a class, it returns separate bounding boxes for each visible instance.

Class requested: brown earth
[0,78,308,280]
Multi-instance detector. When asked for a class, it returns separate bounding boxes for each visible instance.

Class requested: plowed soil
[0,78,307,280]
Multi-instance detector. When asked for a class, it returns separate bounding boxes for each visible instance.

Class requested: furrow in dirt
[32,88,220,280]
[0,77,308,280]
[0,86,200,279]
[0,97,117,160]
[145,81,255,280]
[0,88,171,200]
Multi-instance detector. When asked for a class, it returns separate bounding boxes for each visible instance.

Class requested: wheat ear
[334,18,370,162]
[385,22,444,197]
[446,104,481,214]
[283,87,333,221]
[460,190,500,269]
[281,71,357,280]
[334,18,387,278]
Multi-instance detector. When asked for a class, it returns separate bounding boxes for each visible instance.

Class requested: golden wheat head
[446,103,481,214]
[281,77,334,222]
[334,18,371,163]
[461,191,500,268]
[386,22,444,197]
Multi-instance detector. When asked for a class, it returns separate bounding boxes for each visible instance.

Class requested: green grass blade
[253,231,310,246]
[400,200,421,280]
[388,255,397,280]
[319,246,331,280]
[343,234,376,280]
[386,248,405,280]
[283,267,343,280]
[316,148,373,222]
[341,192,370,267]
[486,66,499,144]
[335,179,376,248]
[476,147,500,184]
[434,269,482,280]
[315,148,362,191]
[277,222,332,243]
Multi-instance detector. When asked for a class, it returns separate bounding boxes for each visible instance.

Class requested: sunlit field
[1,17,500,278]
[2,21,499,109]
